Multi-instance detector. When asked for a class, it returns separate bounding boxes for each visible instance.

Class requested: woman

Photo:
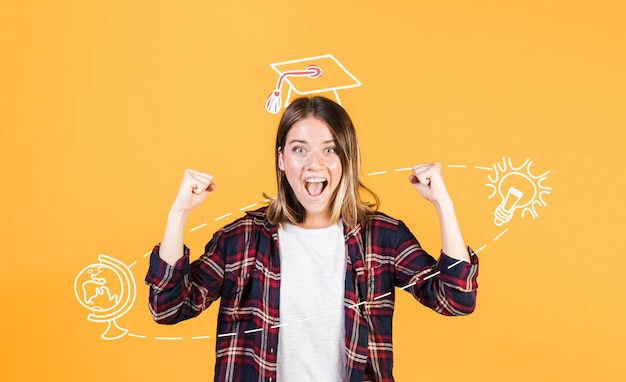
[145,96,478,382]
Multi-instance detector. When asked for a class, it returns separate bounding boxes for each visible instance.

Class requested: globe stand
[100,319,129,340]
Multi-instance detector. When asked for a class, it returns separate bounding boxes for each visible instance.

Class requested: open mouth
[304,177,328,197]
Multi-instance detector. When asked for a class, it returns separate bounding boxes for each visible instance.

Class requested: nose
[306,150,324,170]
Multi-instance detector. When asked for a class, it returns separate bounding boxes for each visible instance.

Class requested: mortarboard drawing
[265,54,362,114]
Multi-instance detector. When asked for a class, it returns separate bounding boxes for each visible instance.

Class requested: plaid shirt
[145,207,479,382]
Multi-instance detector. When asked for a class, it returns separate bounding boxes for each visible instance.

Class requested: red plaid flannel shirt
[145,207,479,381]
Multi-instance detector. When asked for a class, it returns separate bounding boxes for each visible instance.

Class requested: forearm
[433,199,470,263]
[159,207,189,266]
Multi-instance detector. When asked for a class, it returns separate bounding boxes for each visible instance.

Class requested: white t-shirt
[276,221,347,382]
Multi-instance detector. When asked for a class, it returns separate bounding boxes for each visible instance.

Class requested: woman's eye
[294,147,305,154]
[324,147,337,154]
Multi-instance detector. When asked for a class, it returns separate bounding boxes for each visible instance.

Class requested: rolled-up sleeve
[394,221,479,316]
[145,234,225,324]
[432,248,479,314]
[145,244,191,292]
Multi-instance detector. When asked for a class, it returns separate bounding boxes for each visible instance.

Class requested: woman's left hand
[408,162,451,204]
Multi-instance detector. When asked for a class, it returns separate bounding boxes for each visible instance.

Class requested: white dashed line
[191,335,211,340]
[190,222,207,232]
[214,213,233,221]
[374,292,392,300]
[399,282,416,291]
[368,171,387,176]
[493,229,508,241]
[139,162,499,341]
[422,271,441,280]
[239,203,257,211]
[217,332,237,338]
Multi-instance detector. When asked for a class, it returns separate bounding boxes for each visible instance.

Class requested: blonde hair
[266,96,379,228]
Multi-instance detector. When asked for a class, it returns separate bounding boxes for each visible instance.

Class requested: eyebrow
[286,139,336,145]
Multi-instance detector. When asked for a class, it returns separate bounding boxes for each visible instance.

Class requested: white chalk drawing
[265,54,361,114]
[74,254,136,340]
[74,58,551,340]
[74,158,551,341]
[485,157,551,226]
[265,64,322,114]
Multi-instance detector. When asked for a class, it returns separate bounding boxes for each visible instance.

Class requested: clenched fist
[408,162,451,205]
[171,169,216,212]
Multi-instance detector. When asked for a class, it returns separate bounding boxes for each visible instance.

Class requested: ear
[277,147,285,170]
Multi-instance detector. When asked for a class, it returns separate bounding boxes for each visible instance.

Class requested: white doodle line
[215,213,233,221]
[368,170,387,176]
[192,335,211,340]
[190,223,207,232]
[214,264,472,338]
[493,229,508,241]
[127,332,213,341]
[240,203,258,211]
[269,54,362,108]
[136,163,497,340]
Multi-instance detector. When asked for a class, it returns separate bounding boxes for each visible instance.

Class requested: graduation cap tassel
[265,65,323,114]
[265,89,282,115]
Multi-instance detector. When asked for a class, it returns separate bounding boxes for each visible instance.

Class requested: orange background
[1,1,625,381]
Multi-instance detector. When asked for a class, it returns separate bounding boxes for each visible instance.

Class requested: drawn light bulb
[494,175,534,226]
[486,157,551,226]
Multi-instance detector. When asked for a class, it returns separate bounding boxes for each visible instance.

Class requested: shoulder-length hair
[266,96,379,228]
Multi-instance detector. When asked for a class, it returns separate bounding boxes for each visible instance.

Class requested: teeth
[305,178,326,183]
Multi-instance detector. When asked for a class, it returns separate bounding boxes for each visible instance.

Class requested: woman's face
[278,116,343,228]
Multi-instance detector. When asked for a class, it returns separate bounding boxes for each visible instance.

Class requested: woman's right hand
[171,169,216,212]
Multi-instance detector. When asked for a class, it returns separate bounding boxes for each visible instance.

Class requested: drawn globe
[74,255,136,326]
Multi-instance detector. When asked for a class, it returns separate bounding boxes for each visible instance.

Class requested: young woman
[145,96,479,382]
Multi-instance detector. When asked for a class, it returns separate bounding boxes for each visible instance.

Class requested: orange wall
[2,1,625,381]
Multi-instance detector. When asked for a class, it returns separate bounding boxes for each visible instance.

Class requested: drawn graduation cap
[265,54,362,114]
